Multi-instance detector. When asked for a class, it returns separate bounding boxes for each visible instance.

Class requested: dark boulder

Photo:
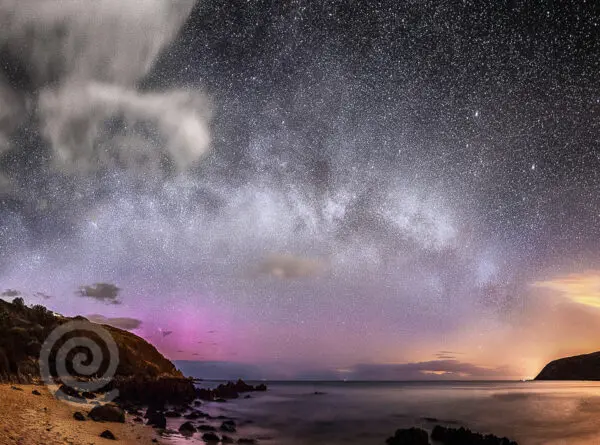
[88,404,125,423]
[32,389,41,395]
[73,412,86,421]
[202,432,220,442]
[145,411,167,429]
[386,427,429,445]
[198,424,217,431]
[179,421,196,435]
[100,430,116,440]
[144,403,165,418]
[221,420,236,433]
[238,439,257,444]
[222,435,235,443]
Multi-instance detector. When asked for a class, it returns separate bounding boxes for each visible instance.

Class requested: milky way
[0,0,599,379]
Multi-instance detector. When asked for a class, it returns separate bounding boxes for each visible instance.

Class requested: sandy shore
[0,384,158,445]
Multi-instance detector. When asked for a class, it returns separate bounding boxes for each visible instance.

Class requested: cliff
[535,351,600,380]
[0,298,195,403]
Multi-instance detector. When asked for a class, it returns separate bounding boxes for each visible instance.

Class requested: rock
[73,412,86,421]
[144,403,165,418]
[31,389,41,395]
[184,410,208,420]
[179,421,196,435]
[196,379,268,401]
[133,416,143,423]
[100,429,116,440]
[430,426,518,445]
[146,411,167,429]
[55,384,85,402]
[220,420,236,433]
[10,386,23,391]
[238,439,257,444]
[194,400,202,406]
[202,432,220,442]
[164,410,182,418]
[88,404,125,423]
[222,435,235,443]
[385,427,429,445]
[198,424,217,431]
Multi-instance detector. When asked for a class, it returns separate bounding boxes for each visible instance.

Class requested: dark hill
[0,298,195,403]
[535,351,600,380]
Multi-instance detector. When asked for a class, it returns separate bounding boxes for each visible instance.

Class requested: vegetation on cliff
[0,297,182,382]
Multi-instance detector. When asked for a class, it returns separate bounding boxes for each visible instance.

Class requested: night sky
[0,0,599,380]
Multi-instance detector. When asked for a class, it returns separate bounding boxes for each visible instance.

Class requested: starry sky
[0,0,599,380]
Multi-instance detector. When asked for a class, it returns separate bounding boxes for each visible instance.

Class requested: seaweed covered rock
[196,379,268,401]
[386,427,429,445]
[431,426,518,445]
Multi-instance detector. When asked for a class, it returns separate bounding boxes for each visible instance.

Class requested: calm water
[162,381,600,445]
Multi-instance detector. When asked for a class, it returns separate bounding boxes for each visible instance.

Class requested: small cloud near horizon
[87,314,142,330]
[348,360,514,380]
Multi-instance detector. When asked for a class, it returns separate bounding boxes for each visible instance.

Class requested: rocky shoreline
[47,377,269,443]
[386,425,519,445]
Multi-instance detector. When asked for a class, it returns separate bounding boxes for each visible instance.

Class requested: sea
[161,380,600,445]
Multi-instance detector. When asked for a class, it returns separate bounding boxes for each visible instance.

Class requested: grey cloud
[87,314,142,330]
[77,283,121,304]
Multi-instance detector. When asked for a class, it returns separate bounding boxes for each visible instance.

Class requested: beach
[0,384,157,445]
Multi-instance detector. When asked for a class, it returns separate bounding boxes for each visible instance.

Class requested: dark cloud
[87,314,142,330]
[1,289,20,297]
[77,283,121,304]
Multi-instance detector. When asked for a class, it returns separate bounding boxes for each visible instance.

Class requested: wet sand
[0,384,158,445]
